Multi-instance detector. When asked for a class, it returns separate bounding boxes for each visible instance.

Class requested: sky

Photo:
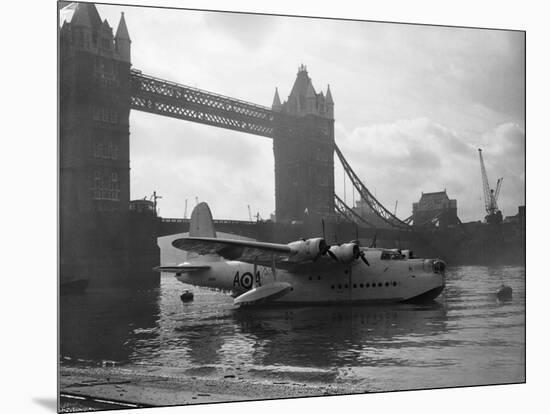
[83,3,524,222]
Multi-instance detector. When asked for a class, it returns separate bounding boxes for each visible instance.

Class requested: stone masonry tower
[59,2,132,281]
[272,65,335,223]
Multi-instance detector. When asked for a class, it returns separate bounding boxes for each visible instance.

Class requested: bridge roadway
[130,70,276,138]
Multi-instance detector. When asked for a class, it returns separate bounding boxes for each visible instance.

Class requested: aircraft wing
[172,237,292,266]
[153,264,210,273]
[171,237,344,271]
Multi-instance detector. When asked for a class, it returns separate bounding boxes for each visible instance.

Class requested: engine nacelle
[433,259,446,274]
[288,237,327,261]
[329,242,360,263]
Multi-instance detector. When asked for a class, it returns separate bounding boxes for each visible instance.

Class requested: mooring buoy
[496,284,513,301]
[180,290,194,302]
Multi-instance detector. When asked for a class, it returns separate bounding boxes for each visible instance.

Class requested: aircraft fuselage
[174,250,445,304]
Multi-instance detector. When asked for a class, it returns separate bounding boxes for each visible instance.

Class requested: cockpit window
[380,251,404,260]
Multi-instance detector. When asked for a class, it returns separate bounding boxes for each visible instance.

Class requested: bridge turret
[281,65,333,119]
[67,2,94,50]
[272,65,335,223]
[115,12,131,63]
[317,91,326,116]
[71,3,92,27]
[98,19,115,54]
[59,2,133,282]
[305,80,317,115]
[284,64,310,116]
[325,84,334,119]
[272,87,282,111]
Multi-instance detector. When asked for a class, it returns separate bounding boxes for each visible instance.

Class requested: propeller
[326,248,339,262]
[358,250,370,266]
[314,219,339,262]
[352,239,370,267]
[313,238,339,262]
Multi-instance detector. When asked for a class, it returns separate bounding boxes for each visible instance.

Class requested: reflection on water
[60,266,525,391]
[60,287,161,364]
[235,303,447,366]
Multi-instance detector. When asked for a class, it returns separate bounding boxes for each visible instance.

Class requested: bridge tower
[59,3,133,282]
[272,65,335,223]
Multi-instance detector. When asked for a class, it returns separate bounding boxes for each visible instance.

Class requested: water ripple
[60,265,525,390]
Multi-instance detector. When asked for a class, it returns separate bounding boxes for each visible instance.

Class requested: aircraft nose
[433,259,446,274]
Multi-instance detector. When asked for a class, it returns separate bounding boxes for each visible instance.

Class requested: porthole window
[338,284,342,289]
[360,283,364,288]
[378,283,383,287]
[344,284,348,289]
[318,276,321,280]
[353,284,357,288]
[331,285,335,289]
[308,276,312,281]
[366,283,370,288]
[385,282,389,287]
[392,281,397,287]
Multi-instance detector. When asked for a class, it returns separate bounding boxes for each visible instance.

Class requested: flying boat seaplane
[155,203,446,306]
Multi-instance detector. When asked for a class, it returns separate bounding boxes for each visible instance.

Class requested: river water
[60,265,525,393]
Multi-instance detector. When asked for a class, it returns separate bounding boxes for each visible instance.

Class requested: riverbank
[59,366,361,411]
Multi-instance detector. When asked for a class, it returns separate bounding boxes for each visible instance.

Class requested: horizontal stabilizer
[153,264,210,273]
[234,281,292,306]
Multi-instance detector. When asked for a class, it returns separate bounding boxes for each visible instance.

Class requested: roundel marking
[240,272,253,289]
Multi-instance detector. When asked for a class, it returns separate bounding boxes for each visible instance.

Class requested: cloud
[129,111,275,219]
[336,118,524,221]
[88,4,524,223]
[202,11,280,50]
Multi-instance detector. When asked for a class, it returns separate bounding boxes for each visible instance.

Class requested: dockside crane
[478,148,503,224]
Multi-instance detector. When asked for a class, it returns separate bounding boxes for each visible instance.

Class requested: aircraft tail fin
[187,202,219,262]
[189,202,217,238]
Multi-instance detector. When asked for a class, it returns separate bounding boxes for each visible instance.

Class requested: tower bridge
[59,3,421,285]
[129,66,337,222]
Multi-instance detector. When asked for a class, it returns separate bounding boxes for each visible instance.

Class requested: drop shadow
[32,397,57,412]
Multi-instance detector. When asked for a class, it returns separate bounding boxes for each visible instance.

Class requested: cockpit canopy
[380,250,405,260]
